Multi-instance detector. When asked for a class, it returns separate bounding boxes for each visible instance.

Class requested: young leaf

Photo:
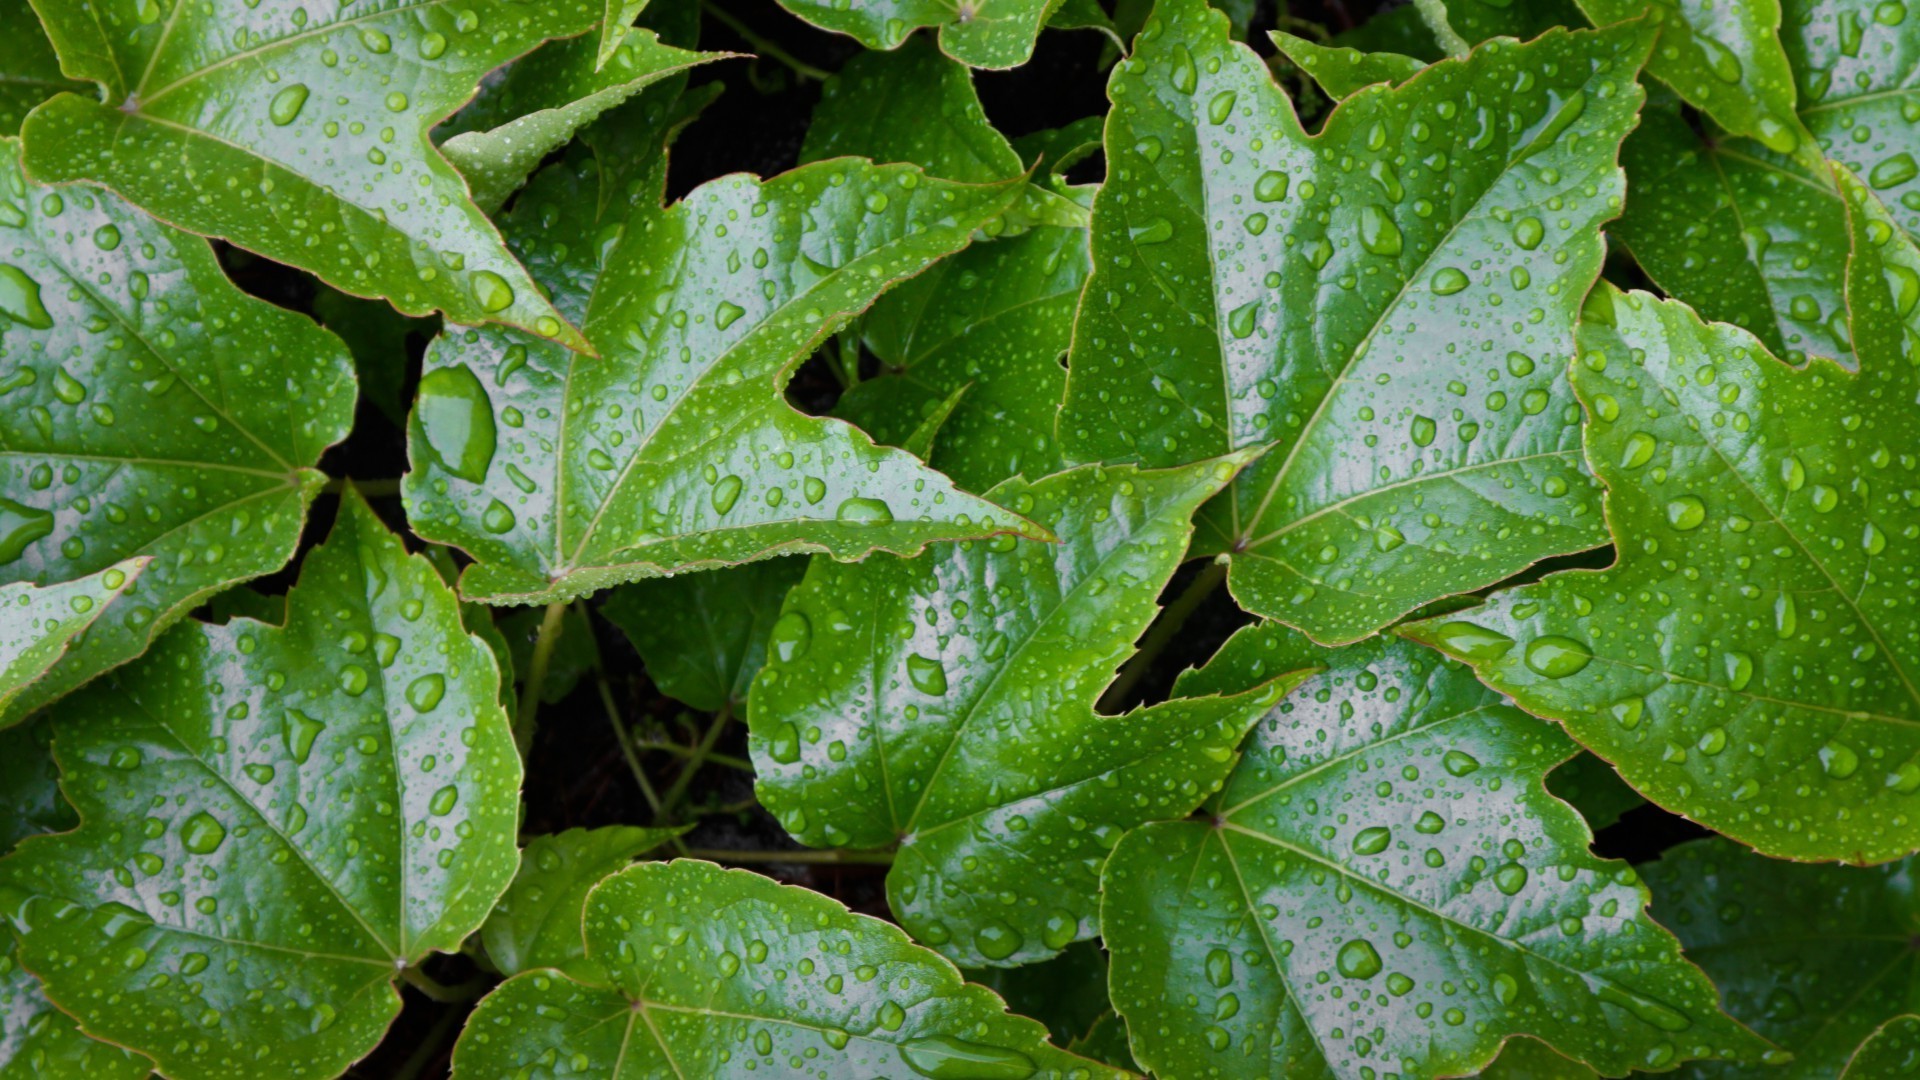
[1407,176,1920,863]
[450,860,1124,1079]
[1847,1017,1920,1079]
[774,0,1064,69]
[479,826,684,981]
[22,0,610,348]
[1779,0,1920,239]
[437,28,727,213]
[1644,838,1920,1078]
[0,933,150,1079]
[0,491,521,1079]
[0,138,355,726]
[0,559,143,715]
[0,0,82,134]
[1103,623,1773,1079]
[602,557,806,713]
[1270,31,1423,98]
[1059,0,1646,644]
[1575,0,1809,157]
[749,456,1308,967]
[1613,102,1851,365]
[403,148,1046,605]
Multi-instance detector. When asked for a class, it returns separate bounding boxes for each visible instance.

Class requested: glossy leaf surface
[479,825,683,981]
[1846,1017,1920,1079]
[450,860,1123,1079]
[0,560,142,715]
[1270,31,1422,98]
[1407,180,1920,862]
[774,0,1062,69]
[602,558,805,713]
[0,493,521,1079]
[0,933,149,1080]
[799,38,1021,184]
[0,138,355,726]
[1778,0,1920,235]
[1104,622,1768,1079]
[1645,838,1920,1079]
[0,0,81,134]
[750,457,1302,967]
[23,0,605,347]
[402,147,1045,605]
[1059,0,1640,643]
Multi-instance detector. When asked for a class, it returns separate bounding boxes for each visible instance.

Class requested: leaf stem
[683,847,895,865]
[399,965,490,1003]
[637,740,754,772]
[323,477,402,497]
[702,2,833,82]
[1099,558,1228,713]
[513,602,568,757]
[657,704,736,823]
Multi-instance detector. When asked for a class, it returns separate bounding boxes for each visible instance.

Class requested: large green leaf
[478,825,683,981]
[1058,0,1644,644]
[0,560,142,715]
[1643,838,1920,1079]
[802,38,1088,492]
[1846,1017,1920,1079]
[1612,102,1851,365]
[0,0,81,135]
[21,0,611,348]
[0,137,355,727]
[1406,175,1920,863]
[403,146,1046,605]
[437,27,726,213]
[0,491,521,1079]
[749,456,1305,967]
[0,933,149,1080]
[1103,623,1771,1080]
[602,557,805,713]
[1780,0,1920,239]
[774,0,1064,69]
[451,859,1123,1079]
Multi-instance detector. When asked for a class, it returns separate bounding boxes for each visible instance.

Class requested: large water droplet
[907,654,947,696]
[899,1036,1036,1080]
[416,364,497,483]
[1429,621,1513,662]
[0,497,54,564]
[770,611,811,663]
[1524,636,1592,678]
[0,265,54,329]
[1335,939,1382,979]
[836,497,893,525]
[181,812,226,855]
[268,83,309,126]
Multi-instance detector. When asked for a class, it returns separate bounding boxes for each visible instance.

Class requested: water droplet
[428,784,459,816]
[1335,939,1382,979]
[471,270,515,313]
[407,673,446,712]
[715,300,746,329]
[1494,863,1529,895]
[770,611,811,663]
[1431,267,1469,295]
[1429,621,1513,661]
[1205,948,1234,988]
[711,474,743,514]
[972,920,1023,961]
[907,654,947,696]
[0,497,54,564]
[1820,740,1860,779]
[836,497,893,525]
[1130,217,1174,244]
[181,812,226,855]
[1524,636,1592,678]
[0,265,54,328]
[1409,415,1436,447]
[1359,205,1402,256]
[268,83,309,126]
[1665,495,1706,531]
[415,364,497,483]
[481,499,515,533]
[1442,750,1480,777]
[899,1036,1036,1080]
[1352,826,1391,855]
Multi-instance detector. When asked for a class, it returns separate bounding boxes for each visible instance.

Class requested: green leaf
[1103,622,1773,1079]
[1476,1038,1600,1079]
[312,287,435,427]
[1779,0,1920,240]
[437,28,727,213]
[1612,102,1851,365]
[0,560,143,715]
[773,0,1065,69]
[0,137,355,727]
[0,932,150,1080]
[0,716,71,857]
[1643,838,1920,1079]
[0,0,83,135]
[1545,751,1645,832]
[598,0,651,68]
[1416,0,1587,48]
[500,603,598,707]
[602,557,805,713]
[479,825,684,981]
[1406,175,1920,863]
[451,859,1124,1079]
[1846,1017,1920,1079]
[1058,0,1642,644]
[1574,0,1810,157]
[1012,116,1106,180]
[799,38,1022,185]
[402,147,1045,605]
[22,0,610,349]
[0,492,522,1079]
[748,455,1307,967]
[1270,31,1423,98]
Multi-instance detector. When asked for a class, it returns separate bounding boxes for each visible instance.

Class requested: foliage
[0,0,1914,1077]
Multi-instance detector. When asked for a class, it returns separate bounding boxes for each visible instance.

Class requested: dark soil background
[202,2,1701,1074]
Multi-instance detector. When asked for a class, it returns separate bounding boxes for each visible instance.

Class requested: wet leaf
[479,825,684,981]
[602,557,806,713]
[1104,623,1773,1079]
[0,137,355,727]
[749,456,1309,967]
[0,0,83,135]
[799,38,1023,184]
[449,859,1125,1079]
[1846,1016,1920,1079]
[1645,838,1920,1079]
[1058,0,1644,644]
[1476,1038,1600,1079]
[402,143,1045,606]
[23,0,609,348]
[774,0,1063,69]
[1270,31,1423,98]
[1782,0,1920,240]
[0,560,143,716]
[0,932,149,1080]
[0,492,521,1079]
[1408,174,1920,863]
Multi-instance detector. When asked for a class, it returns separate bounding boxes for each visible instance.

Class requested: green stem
[389,1003,465,1080]
[1412,0,1471,56]
[513,602,567,757]
[703,2,833,82]
[323,477,402,497]
[683,847,895,865]
[399,966,490,1004]
[637,740,753,772]
[657,704,736,823]
[1099,558,1227,714]
[578,601,669,820]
